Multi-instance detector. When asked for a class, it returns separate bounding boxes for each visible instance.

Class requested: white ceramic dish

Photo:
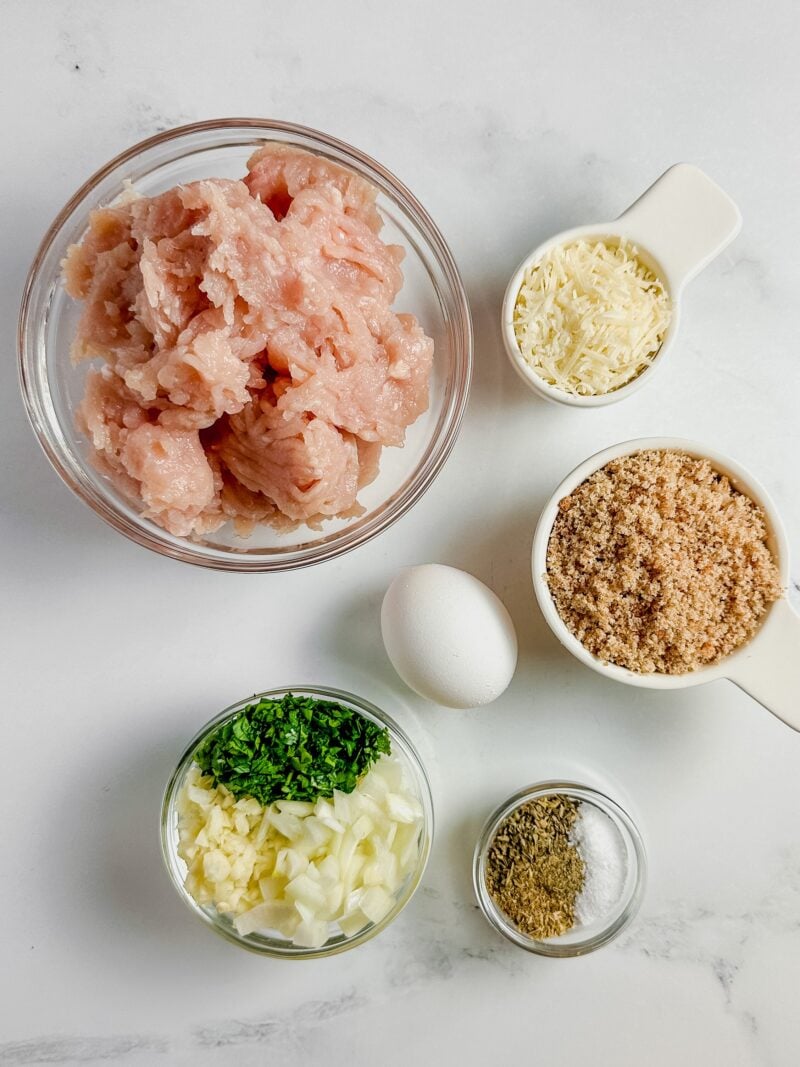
[532,437,800,730]
[502,164,742,407]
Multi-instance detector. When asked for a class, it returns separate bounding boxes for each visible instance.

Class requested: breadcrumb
[546,449,782,674]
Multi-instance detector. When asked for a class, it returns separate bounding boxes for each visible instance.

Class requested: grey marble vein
[618,845,800,1050]
[193,990,366,1049]
[0,1035,168,1066]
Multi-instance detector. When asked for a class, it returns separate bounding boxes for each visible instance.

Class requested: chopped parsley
[194,692,391,805]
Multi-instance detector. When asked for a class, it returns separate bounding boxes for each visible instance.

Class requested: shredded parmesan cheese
[513,238,672,397]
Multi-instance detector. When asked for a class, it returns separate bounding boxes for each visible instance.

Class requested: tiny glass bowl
[473,781,645,957]
[18,118,472,571]
[161,685,434,958]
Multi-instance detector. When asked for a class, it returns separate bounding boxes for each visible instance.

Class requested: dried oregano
[485,794,585,939]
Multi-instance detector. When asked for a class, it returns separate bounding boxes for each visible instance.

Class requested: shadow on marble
[44,715,229,971]
[316,581,394,683]
[433,493,561,667]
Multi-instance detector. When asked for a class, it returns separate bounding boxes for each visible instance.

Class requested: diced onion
[176,753,424,947]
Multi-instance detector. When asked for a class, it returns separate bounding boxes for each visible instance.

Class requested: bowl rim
[500,224,678,408]
[18,117,473,572]
[531,436,791,689]
[160,684,434,959]
[473,780,647,957]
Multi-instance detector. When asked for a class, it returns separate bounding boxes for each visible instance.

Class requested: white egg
[381,564,518,709]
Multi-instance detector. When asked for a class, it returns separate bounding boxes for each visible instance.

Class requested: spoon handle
[617,163,741,292]
[726,598,800,731]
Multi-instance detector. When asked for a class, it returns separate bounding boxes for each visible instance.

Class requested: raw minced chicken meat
[62,144,434,537]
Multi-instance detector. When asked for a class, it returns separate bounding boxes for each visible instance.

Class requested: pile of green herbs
[195,692,391,805]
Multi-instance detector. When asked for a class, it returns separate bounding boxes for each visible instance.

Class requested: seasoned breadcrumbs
[546,449,782,674]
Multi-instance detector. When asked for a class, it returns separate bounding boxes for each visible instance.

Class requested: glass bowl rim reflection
[161,684,434,958]
[18,117,473,571]
[473,780,646,957]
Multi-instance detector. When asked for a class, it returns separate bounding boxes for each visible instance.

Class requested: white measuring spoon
[502,164,742,407]
[532,438,800,731]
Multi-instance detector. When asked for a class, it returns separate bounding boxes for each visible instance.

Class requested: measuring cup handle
[726,598,800,731]
[617,163,742,292]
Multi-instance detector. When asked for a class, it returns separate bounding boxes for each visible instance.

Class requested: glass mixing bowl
[18,119,472,571]
[161,686,434,958]
[473,781,646,957]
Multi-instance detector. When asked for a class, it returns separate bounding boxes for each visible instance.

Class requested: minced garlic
[175,756,423,948]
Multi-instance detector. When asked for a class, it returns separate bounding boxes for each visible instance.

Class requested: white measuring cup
[502,164,742,406]
[532,438,800,731]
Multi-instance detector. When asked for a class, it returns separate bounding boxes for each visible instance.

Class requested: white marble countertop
[2,2,799,1064]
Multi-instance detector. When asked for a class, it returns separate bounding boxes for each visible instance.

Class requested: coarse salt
[571,803,628,926]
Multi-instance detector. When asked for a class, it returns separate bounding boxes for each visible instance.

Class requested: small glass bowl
[473,781,645,957]
[161,686,433,959]
[18,118,472,571]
